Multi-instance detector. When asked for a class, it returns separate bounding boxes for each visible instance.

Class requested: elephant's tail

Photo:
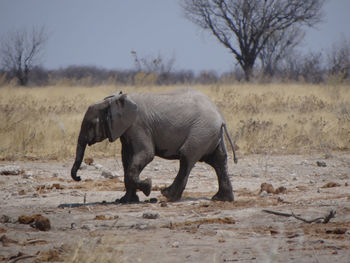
[221,123,238,164]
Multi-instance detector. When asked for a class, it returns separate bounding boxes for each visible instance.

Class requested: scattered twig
[312,247,321,263]
[26,239,47,245]
[323,210,337,223]
[191,210,201,217]
[262,210,291,217]
[290,212,324,224]
[262,209,336,224]
[9,255,35,263]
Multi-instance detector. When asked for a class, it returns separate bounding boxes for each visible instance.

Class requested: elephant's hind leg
[204,144,234,201]
[161,157,195,202]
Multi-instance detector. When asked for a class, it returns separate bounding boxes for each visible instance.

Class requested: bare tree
[259,26,304,78]
[182,0,325,81]
[280,50,325,83]
[327,37,350,81]
[131,50,176,84]
[0,27,47,86]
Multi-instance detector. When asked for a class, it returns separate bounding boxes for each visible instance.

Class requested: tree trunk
[243,64,254,81]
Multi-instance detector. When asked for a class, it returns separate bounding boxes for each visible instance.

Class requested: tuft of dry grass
[0,83,349,160]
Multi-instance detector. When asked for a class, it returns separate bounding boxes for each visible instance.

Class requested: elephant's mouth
[88,136,106,146]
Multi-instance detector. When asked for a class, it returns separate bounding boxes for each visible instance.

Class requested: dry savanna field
[0,83,350,262]
[0,83,349,160]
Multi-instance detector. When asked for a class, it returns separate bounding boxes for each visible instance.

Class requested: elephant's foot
[138,178,152,197]
[161,186,182,202]
[212,190,234,202]
[118,192,140,204]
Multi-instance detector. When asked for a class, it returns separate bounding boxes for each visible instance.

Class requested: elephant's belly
[153,134,184,160]
[154,147,181,160]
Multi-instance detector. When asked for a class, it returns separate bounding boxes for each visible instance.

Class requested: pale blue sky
[1,0,349,73]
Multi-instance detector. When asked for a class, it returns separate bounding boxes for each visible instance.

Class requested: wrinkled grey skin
[71,89,237,203]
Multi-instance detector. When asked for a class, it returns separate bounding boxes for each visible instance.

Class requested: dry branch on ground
[262,209,336,224]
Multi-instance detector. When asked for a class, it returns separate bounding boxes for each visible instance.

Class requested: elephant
[71,88,238,203]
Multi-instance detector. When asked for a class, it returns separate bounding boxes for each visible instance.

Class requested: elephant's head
[71,92,138,181]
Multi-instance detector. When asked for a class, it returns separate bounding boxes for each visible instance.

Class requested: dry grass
[0,83,349,160]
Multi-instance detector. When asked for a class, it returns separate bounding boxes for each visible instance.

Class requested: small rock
[93,163,103,170]
[277,197,284,202]
[101,169,119,179]
[260,190,269,198]
[18,189,26,195]
[136,224,149,230]
[216,230,236,238]
[71,223,77,230]
[130,223,152,230]
[274,186,287,194]
[94,215,108,220]
[171,241,180,248]
[84,157,94,165]
[19,215,37,224]
[160,202,168,207]
[145,198,158,203]
[51,183,65,190]
[81,225,93,231]
[142,211,160,219]
[0,215,10,223]
[0,165,22,175]
[149,198,158,203]
[32,216,51,231]
[301,160,308,165]
[321,182,341,188]
[19,214,51,231]
[316,161,327,167]
[22,171,33,179]
[260,183,274,194]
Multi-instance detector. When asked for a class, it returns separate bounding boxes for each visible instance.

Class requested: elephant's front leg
[121,165,152,203]
[119,143,153,203]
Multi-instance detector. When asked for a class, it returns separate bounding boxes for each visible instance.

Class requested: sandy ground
[1,153,350,262]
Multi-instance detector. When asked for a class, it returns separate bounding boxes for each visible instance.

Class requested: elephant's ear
[106,94,138,142]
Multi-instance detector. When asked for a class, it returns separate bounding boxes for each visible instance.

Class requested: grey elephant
[71,88,237,203]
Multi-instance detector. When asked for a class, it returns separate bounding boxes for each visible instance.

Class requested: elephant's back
[130,88,224,122]
[129,89,224,159]
[130,89,224,132]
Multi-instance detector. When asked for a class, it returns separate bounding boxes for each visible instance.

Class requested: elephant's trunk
[71,138,87,181]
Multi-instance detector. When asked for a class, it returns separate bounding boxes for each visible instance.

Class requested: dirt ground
[1,153,350,262]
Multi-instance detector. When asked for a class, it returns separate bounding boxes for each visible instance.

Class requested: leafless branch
[262,209,336,224]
